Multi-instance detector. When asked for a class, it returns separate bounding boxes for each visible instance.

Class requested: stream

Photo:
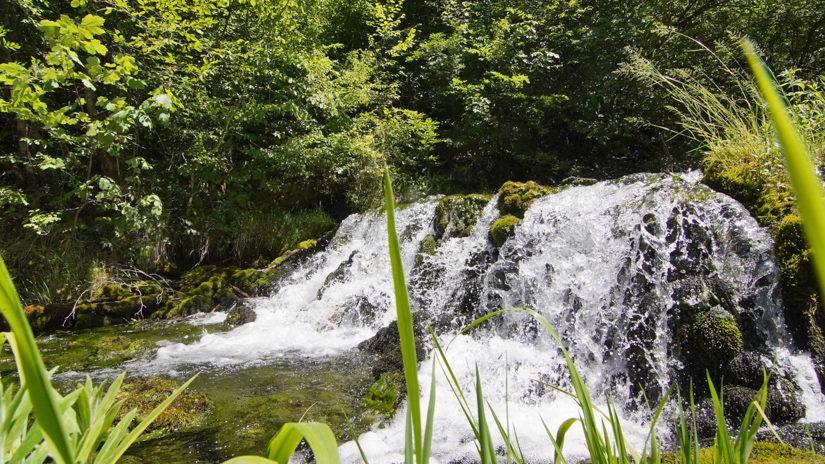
[6,172,825,463]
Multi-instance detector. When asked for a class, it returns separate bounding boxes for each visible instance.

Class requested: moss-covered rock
[224,303,257,326]
[91,335,155,365]
[116,376,212,435]
[434,194,492,239]
[489,216,522,248]
[684,308,743,370]
[496,181,556,218]
[702,156,825,387]
[94,283,134,300]
[414,235,439,268]
[364,372,404,415]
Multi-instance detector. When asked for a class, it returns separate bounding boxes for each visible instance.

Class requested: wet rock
[116,376,212,434]
[683,308,743,371]
[317,251,357,299]
[434,194,492,239]
[225,303,257,326]
[756,421,825,455]
[414,235,439,268]
[358,312,430,381]
[723,352,769,389]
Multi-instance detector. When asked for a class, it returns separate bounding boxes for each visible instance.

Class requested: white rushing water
[138,172,822,462]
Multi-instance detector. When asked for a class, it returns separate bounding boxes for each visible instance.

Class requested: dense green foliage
[2,0,824,304]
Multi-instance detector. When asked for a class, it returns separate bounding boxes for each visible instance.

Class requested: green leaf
[127,77,145,89]
[81,15,105,35]
[264,422,341,464]
[153,94,173,109]
[0,256,74,464]
[221,457,277,464]
[37,156,66,170]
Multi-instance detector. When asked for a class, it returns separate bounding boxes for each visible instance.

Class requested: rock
[317,251,357,299]
[434,194,492,239]
[116,376,212,434]
[91,335,155,365]
[414,235,439,268]
[496,181,555,218]
[358,313,430,381]
[489,216,521,248]
[723,352,769,389]
[225,303,257,326]
[683,308,743,371]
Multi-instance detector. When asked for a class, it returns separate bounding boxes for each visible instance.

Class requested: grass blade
[422,359,437,464]
[0,255,74,464]
[222,457,278,464]
[345,414,370,464]
[384,169,423,464]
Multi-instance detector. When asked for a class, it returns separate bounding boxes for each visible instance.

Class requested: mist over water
[129,172,823,462]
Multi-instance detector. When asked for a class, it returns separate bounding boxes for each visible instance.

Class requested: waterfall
[139,172,822,463]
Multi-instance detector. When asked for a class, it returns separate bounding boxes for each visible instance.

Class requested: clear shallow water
[10,173,825,463]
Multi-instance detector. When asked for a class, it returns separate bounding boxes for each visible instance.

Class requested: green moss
[95,283,134,300]
[686,309,743,367]
[489,216,522,248]
[702,154,821,355]
[297,239,317,250]
[662,442,825,464]
[116,376,212,435]
[496,181,556,218]
[434,194,492,239]
[91,335,154,365]
[414,235,439,268]
[364,373,404,414]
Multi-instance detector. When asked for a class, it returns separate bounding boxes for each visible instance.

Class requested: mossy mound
[116,376,212,434]
[158,244,319,318]
[90,335,154,365]
[684,308,743,370]
[434,194,492,239]
[702,157,825,380]
[496,181,556,218]
[662,442,825,464]
[489,216,522,248]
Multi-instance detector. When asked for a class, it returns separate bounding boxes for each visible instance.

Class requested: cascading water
[120,172,823,462]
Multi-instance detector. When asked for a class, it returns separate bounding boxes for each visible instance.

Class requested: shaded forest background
[1,0,824,304]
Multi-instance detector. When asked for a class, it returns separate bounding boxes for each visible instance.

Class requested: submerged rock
[91,335,155,365]
[116,376,212,434]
